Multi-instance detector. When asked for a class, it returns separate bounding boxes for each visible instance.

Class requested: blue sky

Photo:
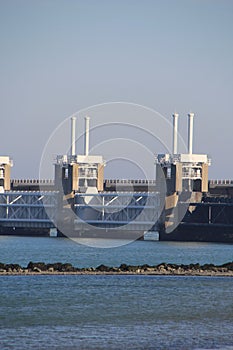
[0,0,233,179]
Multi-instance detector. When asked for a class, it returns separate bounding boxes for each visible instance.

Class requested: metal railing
[105,179,156,185]
[209,179,233,185]
[12,179,54,184]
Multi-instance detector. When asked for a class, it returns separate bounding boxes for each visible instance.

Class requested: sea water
[0,235,233,267]
[0,236,233,349]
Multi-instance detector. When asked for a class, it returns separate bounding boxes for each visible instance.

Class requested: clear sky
[0,0,233,179]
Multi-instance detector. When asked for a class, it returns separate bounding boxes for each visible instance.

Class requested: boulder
[33,267,41,273]
[96,264,110,272]
[27,262,47,271]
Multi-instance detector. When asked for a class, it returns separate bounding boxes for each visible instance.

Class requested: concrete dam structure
[1,113,233,242]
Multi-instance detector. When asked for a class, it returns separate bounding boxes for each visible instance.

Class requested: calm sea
[0,236,233,350]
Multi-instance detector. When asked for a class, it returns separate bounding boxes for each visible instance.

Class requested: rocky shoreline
[0,261,233,276]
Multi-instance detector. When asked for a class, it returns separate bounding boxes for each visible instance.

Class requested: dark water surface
[0,236,233,349]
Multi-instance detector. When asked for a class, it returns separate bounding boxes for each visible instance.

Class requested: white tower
[71,116,76,156]
[84,116,90,156]
[188,112,194,155]
[172,113,179,154]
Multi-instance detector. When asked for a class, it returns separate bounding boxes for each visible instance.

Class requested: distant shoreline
[1,262,233,276]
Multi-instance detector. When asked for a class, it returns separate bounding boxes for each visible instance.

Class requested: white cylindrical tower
[84,116,90,156]
[71,116,76,156]
[188,112,194,154]
[172,113,179,154]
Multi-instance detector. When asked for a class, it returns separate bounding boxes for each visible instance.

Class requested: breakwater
[1,261,233,276]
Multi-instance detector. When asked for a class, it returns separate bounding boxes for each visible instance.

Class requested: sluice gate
[74,191,160,233]
[0,191,57,229]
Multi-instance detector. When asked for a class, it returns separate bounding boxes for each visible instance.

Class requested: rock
[85,267,94,272]
[59,263,76,272]
[119,264,128,271]
[166,265,174,272]
[125,265,136,272]
[202,263,215,271]
[180,264,190,271]
[27,261,34,270]
[221,262,233,270]
[96,264,110,272]
[1,261,233,276]
[157,264,165,270]
[28,262,47,271]
[141,264,150,271]
[167,263,178,270]
[147,267,155,272]
[5,264,21,272]
[189,263,201,270]
[33,267,41,273]
[111,267,119,272]
[13,264,22,271]
[0,263,6,269]
[51,263,63,271]
[27,262,41,270]
[176,267,184,274]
